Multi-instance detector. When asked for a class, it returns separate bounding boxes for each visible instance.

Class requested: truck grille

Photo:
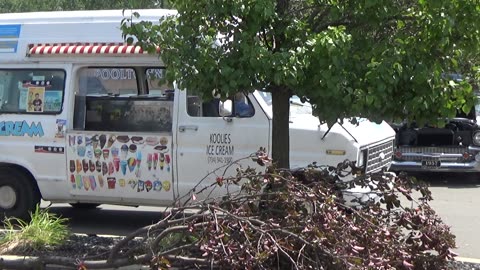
[395,146,467,162]
[365,140,394,173]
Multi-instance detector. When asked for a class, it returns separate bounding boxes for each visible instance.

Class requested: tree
[122,1,480,169]
[0,0,172,13]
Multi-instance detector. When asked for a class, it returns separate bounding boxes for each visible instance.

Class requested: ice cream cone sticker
[128,157,136,173]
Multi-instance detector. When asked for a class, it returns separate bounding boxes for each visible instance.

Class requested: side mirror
[219,100,232,117]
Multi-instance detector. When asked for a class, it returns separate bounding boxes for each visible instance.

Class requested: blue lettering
[13,121,22,136]
[4,122,13,136]
[0,121,44,137]
[26,121,44,137]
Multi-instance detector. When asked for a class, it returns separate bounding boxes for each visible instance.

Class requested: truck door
[175,90,270,201]
[66,67,174,205]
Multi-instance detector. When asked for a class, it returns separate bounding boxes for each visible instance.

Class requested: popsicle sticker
[137,180,145,192]
[77,146,86,157]
[153,180,162,191]
[92,135,99,149]
[76,175,83,189]
[89,176,96,191]
[99,134,106,149]
[102,161,108,176]
[96,160,102,172]
[108,161,114,175]
[69,135,75,147]
[135,152,142,177]
[145,180,153,192]
[118,178,126,188]
[76,160,82,173]
[128,179,137,189]
[82,159,89,173]
[107,177,116,189]
[147,153,153,170]
[86,145,93,159]
[89,160,95,172]
[83,176,90,191]
[69,160,75,173]
[159,153,165,170]
[94,148,102,159]
[103,149,110,160]
[165,154,171,172]
[153,153,158,170]
[98,175,104,188]
[113,157,120,172]
[70,174,76,189]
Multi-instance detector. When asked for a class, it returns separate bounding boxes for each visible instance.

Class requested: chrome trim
[391,145,480,172]
[364,139,394,174]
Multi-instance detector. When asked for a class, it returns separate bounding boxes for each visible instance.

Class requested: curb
[2,254,480,269]
[456,256,480,264]
[0,255,150,270]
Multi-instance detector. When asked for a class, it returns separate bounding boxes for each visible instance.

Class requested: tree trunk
[271,86,290,169]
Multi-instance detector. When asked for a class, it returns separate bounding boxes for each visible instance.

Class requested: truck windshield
[256,91,312,118]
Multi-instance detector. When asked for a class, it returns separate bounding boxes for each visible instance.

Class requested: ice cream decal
[67,133,172,194]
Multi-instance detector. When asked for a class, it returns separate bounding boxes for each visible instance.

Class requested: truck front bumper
[390,146,480,172]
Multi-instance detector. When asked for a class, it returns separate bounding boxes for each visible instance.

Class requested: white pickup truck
[0,9,396,220]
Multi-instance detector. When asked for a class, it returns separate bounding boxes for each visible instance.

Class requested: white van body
[0,9,396,219]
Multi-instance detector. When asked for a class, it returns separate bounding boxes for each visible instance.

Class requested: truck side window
[186,91,254,118]
[0,69,65,114]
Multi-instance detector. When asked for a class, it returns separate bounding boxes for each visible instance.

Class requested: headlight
[473,131,480,145]
[357,150,367,167]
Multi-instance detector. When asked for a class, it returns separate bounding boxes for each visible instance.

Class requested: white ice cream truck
[0,9,396,220]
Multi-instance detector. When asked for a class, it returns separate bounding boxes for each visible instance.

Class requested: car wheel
[0,168,40,221]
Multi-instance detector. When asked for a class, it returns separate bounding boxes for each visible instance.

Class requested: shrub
[0,205,70,254]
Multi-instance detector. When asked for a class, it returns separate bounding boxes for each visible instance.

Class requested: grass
[0,205,70,254]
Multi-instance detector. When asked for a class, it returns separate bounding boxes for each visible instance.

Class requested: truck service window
[74,67,173,132]
[145,68,170,95]
[0,69,65,114]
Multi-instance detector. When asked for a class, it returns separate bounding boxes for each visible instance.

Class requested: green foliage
[121,0,480,126]
[0,0,172,13]
[0,205,70,253]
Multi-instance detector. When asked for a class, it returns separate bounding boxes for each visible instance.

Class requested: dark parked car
[390,103,480,172]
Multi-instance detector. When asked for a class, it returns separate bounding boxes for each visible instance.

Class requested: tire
[69,203,100,209]
[0,168,41,221]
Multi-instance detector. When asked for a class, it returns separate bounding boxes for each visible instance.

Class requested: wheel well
[0,163,42,199]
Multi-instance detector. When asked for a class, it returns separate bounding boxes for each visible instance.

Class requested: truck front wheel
[0,169,40,221]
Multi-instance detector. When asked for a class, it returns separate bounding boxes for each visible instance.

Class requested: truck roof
[0,9,174,63]
[0,9,175,24]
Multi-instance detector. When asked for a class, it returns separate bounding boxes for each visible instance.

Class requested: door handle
[179,125,199,132]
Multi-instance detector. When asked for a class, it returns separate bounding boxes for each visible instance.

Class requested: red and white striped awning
[27,43,157,56]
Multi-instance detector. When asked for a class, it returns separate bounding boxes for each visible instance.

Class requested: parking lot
[411,173,480,259]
